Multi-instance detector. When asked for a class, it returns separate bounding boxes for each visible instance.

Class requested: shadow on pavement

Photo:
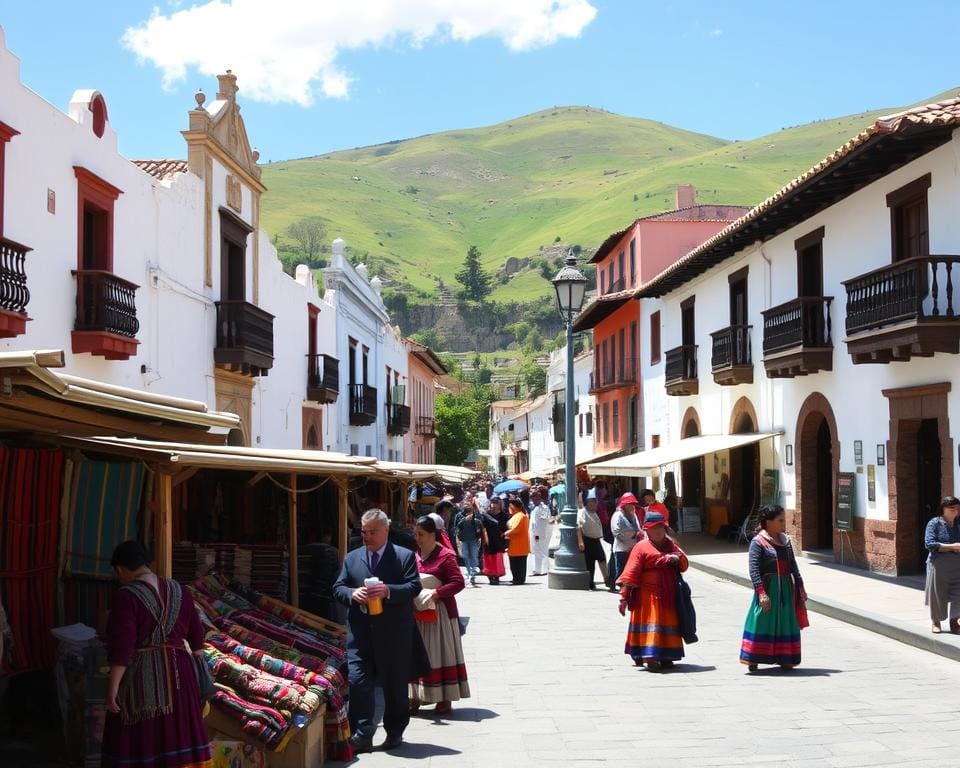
[748,667,842,677]
[421,707,499,723]
[381,741,462,759]
[673,663,717,673]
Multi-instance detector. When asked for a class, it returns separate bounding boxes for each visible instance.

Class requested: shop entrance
[894,414,947,573]
[681,417,703,511]
[916,418,943,559]
[729,413,759,521]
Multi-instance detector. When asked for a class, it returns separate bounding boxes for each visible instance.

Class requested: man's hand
[366,582,389,599]
[352,587,369,605]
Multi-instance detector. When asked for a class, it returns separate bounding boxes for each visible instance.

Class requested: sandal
[932,623,943,634]
[435,701,452,715]
[748,664,758,672]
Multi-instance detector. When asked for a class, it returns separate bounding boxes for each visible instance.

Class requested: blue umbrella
[549,483,566,498]
[494,479,529,494]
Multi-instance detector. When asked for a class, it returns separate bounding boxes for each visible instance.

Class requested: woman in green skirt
[739,505,807,671]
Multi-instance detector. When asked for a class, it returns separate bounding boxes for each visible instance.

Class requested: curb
[687,557,960,663]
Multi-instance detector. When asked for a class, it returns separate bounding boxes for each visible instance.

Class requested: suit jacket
[333,542,430,680]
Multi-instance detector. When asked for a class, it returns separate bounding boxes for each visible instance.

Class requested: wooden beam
[155,471,174,578]
[288,473,299,607]
[172,466,200,487]
[248,470,269,487]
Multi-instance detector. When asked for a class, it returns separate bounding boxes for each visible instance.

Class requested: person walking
[409,516,470,714]
[454,498,487,586]
[529,490,552,576]
[608,493,643,591]
[617,508,689,670]
[480,496,509,585]
[503,498,531,585]
[101,541,212,768]
[739,505,806,672]
[333,509,430,753]
[925,495,960,634]
[577,488,608,590]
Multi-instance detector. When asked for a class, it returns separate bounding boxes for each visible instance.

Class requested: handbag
[193,653,216,702]
[794,579,810,629]
[675,572,699,644]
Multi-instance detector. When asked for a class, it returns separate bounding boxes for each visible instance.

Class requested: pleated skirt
[409,603,470,704]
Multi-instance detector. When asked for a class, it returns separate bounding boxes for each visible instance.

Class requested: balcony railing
[350,383,378,426]
[844,255,960,335]
[416,416,436,437]
[73,269,139,337]
[589,357,638,391]
[306,353,339,404]
[214,300,274,376]
[711,324,753,385]
[763,297,833,354]
[0,237,30,315]
[664,345,698,395]
[605,276,626,295]
[387,403,411,436]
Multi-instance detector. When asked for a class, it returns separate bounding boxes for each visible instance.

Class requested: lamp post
[548,252,590,590]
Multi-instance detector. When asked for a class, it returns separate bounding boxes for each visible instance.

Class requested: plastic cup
[364,577,383,615]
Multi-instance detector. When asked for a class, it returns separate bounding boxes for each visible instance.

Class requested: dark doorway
[681,302,695,345]
[815,418,833,548]
[730,278,747,326]
[729,413,758,521]
[681,418,703,513]
[917,417,942,555]
[798,241,823,298]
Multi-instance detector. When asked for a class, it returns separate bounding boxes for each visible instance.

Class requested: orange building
[574,186,747,464]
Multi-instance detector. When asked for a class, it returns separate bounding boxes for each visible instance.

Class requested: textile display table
[206,703,325,768]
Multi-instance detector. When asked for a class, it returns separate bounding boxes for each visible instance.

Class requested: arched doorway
[795,393,840,554]
[681,413,704,514]
[729,411,759,522]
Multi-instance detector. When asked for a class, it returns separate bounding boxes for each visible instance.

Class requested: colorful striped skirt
[409,603,470,704]
[740,573,801,667]
[624,588,684,662]
[482,552,506,577]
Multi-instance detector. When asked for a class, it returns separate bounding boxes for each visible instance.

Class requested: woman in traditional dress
[102,541,212,768]
[480,496,508,585]
[924,495,960,634]
[739,505,806,671]
[409,516,470,715]
[503,498,531,585]
[617,507,688,670]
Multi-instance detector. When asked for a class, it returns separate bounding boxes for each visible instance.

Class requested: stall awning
[576,446,629,467]
[587,432,783,477]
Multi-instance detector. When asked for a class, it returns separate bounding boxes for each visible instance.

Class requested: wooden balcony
[588,358,638,393]
[710,324,753,385]
[664,345,699,396]
[761,297,834,378]
[306,353,339,404]
[0,236,30,338]
[387,403,411,436]
[214,300,274,377]
[349,383,378,426]
[843,255,960,364]
[71,269,139,360]
[415,416,436,437]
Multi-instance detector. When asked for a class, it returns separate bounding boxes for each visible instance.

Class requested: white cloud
[122,0,598,106]
[709,28,723,37]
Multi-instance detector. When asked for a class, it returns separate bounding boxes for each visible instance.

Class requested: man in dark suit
[333,508,428,753]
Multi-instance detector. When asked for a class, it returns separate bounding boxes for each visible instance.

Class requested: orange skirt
[624,588,684,661]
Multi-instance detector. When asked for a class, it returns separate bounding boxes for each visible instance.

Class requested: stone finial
[217,70,239,102]
[370,275,382,294]
[252,148,260,163]
[195,89,206,110]
[332,238,345,256]
[356,263,369,281]
[295,264,311,286]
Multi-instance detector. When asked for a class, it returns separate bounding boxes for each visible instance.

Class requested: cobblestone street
[339,567,960,767]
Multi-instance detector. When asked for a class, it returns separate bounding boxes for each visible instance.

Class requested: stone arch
[728,396,758,435]
[794,392,841,552]
[681,406,701,438]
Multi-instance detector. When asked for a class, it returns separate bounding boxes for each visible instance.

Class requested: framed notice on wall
[836,472,855,531]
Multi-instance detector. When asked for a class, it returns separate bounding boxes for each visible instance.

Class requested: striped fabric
[65,460,146,579]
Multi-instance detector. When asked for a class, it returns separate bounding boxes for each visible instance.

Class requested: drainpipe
[758,242,776,472]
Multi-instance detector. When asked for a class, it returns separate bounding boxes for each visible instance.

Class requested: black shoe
[349,734,374,754]
[382,734,403,751]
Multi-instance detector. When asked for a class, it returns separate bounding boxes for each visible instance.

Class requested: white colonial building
[632,98,960,574]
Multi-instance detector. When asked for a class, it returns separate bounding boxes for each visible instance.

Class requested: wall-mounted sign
[836,472,855,531]
[854,440,863,466]
[867,464,876,502]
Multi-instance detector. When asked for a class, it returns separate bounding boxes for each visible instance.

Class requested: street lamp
[549,252,590,590]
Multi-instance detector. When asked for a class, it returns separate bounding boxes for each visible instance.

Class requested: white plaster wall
[643,131,960,522]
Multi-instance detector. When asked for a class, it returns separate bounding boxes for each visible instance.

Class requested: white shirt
[476,493,491,513]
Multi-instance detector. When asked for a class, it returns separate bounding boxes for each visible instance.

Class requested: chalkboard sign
[836,472,855,531]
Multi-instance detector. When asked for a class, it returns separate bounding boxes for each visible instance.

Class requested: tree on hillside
[455,245,492,302]
[519,359,546,396]
[286,217,327,265]
[435,383,497,465]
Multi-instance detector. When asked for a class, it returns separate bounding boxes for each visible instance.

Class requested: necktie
[370,551,380,572]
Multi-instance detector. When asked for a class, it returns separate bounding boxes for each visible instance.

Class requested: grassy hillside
[260,91,957,303]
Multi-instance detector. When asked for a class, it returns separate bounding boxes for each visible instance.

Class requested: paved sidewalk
[678,533,960,661]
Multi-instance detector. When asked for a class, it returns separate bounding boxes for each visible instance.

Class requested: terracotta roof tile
[133,159,189,181]
[637,97,960,297]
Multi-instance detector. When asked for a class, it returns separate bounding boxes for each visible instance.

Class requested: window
[362,345,370,384]
[602,403,609,443]
[607,263,614,294]
[680,296,696,346]
[612,400,620,443]
[630,321,638,365]
[629,238,636,286]
[75,167,121,271]
[795,227,825,297]
[0,121,20,237]
[586,412,593,435]
[618,328,625,381]
[600,271,606,294]
[348,338,358,384]
[728,266,749,326]
[219,208,252,301]
[887,173,930,262]
[307,305,319,357]
[578,414,583,437]
[649,311,661,364]
[618,250,625,287]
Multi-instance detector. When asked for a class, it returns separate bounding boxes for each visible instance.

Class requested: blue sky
[2,1,956,162]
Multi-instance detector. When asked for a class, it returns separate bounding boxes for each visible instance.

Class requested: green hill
[260,91,957,303]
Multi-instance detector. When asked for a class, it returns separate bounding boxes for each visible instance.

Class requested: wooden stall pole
[337,477,348,560]
[155,471,174,578]
[289,473,299,607]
